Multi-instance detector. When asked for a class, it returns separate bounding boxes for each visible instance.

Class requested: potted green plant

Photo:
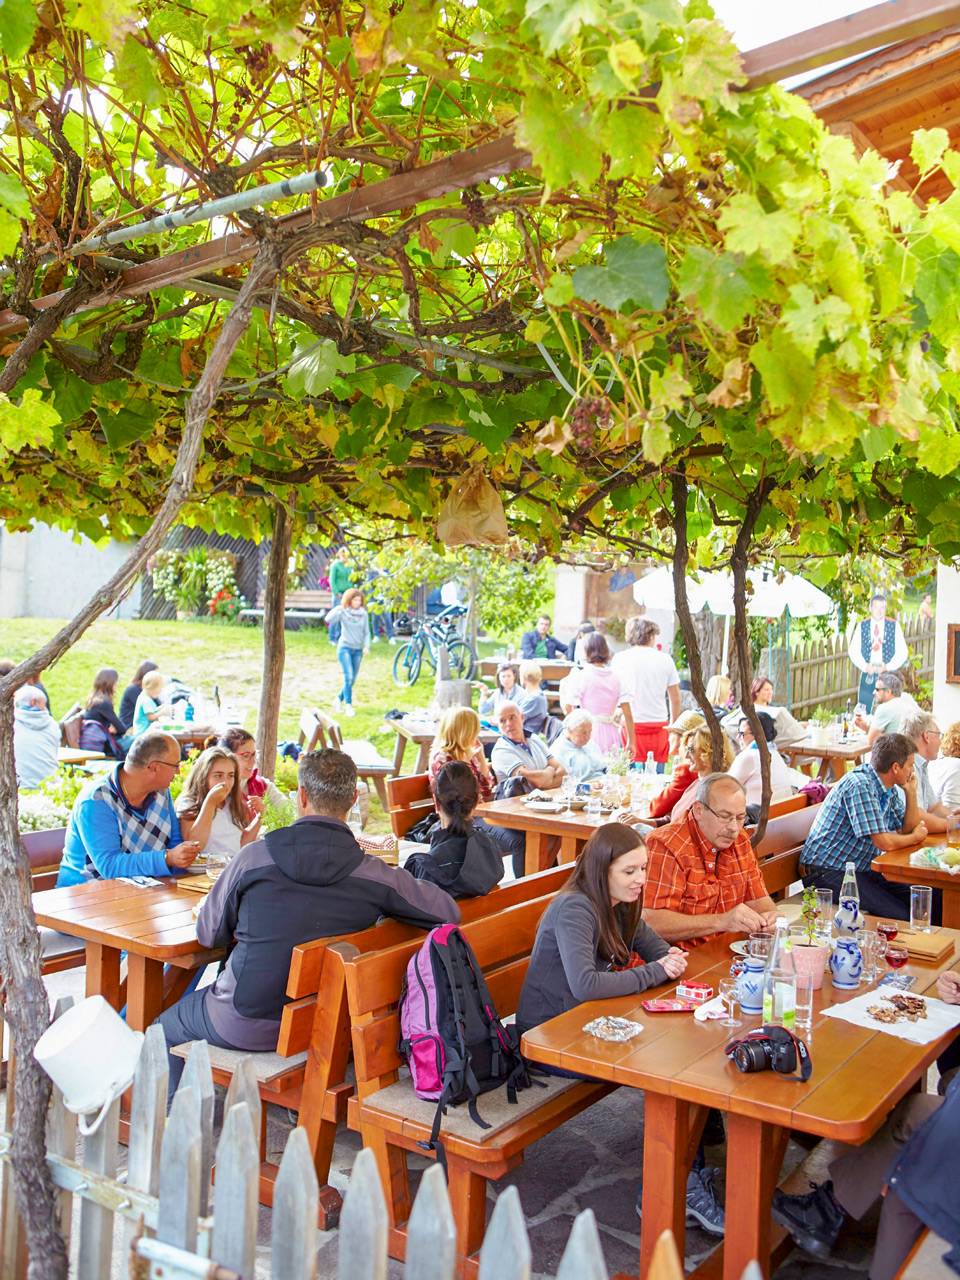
[809,705,833,747]
[789,884,830,990]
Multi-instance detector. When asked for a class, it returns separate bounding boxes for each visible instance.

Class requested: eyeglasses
[154,758,181,771]
[235,750,258,761]
[700,803,747,828]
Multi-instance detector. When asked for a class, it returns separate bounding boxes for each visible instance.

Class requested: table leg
[943,890,960,930]
[391,733,406,776]
[415,743,430,774]
[86,943,122,1009]
[125,954,166,1031]
[723,1113,789,1280]
[524,830,552,877]
[559,836,580,865]
[639,1093,691,1274]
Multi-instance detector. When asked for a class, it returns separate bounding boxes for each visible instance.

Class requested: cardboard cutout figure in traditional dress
[847,595,908,709]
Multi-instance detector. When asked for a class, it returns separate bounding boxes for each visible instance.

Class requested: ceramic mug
[33,995,144,1135]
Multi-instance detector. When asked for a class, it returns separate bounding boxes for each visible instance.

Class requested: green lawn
[0,617,499,830]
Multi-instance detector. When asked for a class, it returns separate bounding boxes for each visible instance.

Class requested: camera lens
[733,1039,773,1073]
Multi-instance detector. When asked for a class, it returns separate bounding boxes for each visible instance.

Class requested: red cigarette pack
[641,997,700,1013]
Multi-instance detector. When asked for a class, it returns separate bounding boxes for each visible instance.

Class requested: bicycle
[392,606,477,687]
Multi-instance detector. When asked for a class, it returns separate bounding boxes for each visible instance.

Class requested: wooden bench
[22,829,86,974]
[768,793,809,818]
[335,896,618,1270]
[386,772,434,839]
[175,861,575,1226]
[238,588,332,623]
[298,708,395,809]
[898,1229,956,1278]
[753,802,822,901]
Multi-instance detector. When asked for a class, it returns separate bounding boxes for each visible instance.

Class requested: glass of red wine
[877,921,898,957]
[885,942,910,987]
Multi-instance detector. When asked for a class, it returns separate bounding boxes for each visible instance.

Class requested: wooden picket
[0,1020,766,1280]
[788,618,935,719]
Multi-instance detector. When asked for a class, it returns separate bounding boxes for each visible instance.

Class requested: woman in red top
[428,707,496,801]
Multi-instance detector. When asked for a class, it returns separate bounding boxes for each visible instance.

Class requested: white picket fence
[0,1003,765,1279]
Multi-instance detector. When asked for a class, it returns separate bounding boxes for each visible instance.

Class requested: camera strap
[725,1028,813,1081]
[791,1032,813,1082]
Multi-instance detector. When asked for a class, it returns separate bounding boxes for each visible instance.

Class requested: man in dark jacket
[155,748,458,1093]
[771,968,960,1279]
[520,614,565,660]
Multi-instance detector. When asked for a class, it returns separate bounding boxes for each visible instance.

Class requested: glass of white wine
[719,979,741,1028]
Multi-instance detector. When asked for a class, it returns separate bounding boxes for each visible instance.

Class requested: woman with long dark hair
[80,667,134,757]
[404,761,503,897]
[119,660,158,731]
[516,824,686,1042]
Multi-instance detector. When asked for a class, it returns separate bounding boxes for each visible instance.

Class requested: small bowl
[568,798,587,811]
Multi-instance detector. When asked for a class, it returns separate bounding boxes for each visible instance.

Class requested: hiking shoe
[685,1166,725,1236]
[771,1180,845,1260]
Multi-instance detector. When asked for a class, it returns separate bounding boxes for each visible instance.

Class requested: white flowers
[18,792,71,832]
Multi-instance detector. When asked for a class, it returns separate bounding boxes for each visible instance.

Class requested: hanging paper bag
[436,462,509,546]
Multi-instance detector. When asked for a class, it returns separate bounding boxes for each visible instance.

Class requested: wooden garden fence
[0,1004,765,1280]
[787,616,934,720]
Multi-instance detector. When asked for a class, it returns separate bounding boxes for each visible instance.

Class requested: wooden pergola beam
[0,132,531,337]
[740,0,960,87]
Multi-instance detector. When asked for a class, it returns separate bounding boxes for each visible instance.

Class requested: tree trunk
[670,472,725,770]
[256,502,292,778]
[730,478,777,848]
[0,236,284,1279]
[692,608,722,685]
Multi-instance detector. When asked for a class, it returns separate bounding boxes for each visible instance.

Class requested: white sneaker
[343,704,356,717]
[388,637,397,645]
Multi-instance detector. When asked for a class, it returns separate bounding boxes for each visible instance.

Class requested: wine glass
[561,774,578,812]
[877,920,898,954]
[719,979,741,1028]
[885,942,910,988]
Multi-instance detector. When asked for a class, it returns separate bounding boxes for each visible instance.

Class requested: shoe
[771,1180,845,1260]
[343,704,356,717]
[702,1108,726,1147]
[685,1166,725,1237]
[388,637,397,645]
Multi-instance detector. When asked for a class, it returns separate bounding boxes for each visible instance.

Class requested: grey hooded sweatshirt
[196,814,460,1049]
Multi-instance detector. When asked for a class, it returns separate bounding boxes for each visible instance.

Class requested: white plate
[730,940,750,957]
[526,801,563,813]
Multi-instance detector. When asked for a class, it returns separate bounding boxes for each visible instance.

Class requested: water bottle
[644,750,657,800]
[834,861,864,935]
[184,701,195,723]
[347,802,363,838]
[761,916,797,1029]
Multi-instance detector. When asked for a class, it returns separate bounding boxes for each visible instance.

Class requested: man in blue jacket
[772,968,960,1279]
[520,614,565,660]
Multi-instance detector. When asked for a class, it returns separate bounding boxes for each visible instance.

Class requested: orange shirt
[643,811,767,948]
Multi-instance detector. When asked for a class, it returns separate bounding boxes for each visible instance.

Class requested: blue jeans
[338,646,363,705]
[329,593,342,644]
[371,609,393,639]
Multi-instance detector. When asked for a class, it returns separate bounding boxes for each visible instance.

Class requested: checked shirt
[801,763,905,874]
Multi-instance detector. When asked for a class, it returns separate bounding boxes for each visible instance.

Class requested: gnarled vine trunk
[256,501,293,778]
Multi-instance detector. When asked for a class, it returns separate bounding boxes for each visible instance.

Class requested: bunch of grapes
[568,397,612,448]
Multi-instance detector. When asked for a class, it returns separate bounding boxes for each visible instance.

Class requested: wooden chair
[21,829,84,974]
[336,896,616,1270]
[385,772,434,839]
[173,861,575,1226]
[298,707,394,808]
[59,702,83,748]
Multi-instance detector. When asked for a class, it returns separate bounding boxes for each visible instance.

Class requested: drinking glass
[815,889,834,937]
[748,932,771,960]
[885,942,910,987]
[910,885,932,934]
[877,920,899,953]
[586,792,602,820]
[561,774,578,811]
[719,979,741,1028]
[794,972,814,1031]
[206,852,228,882]
[948,817,960,849]
[857,929,880,984]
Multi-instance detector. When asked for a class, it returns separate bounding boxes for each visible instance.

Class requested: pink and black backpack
[398,924,531,1153]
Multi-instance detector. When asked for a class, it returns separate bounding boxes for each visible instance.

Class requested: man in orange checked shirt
[642,774,779,947]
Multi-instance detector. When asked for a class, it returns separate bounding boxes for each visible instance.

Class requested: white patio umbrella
[633,567,833,674]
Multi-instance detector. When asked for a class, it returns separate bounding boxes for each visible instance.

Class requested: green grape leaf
[718,194,800,266]
[572,238,669,312]
[676,246,757,330]
[911,127,950,177]
[0,389,60,455]
[115,36,162,107]
[95,398,159,451]
[0,0,37,59]
[284,341,357,400]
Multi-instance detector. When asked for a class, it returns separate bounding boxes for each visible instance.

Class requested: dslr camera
[725,1025,812,1081]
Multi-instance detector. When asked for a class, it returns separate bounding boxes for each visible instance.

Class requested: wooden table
[57,747,105,766]
[476,658,575,684]
[474,793,606,875]
[32,879,222,1030]
[521,927,960,1280]
[166,723,219,748]
[782,734,870,782]
[384,717,497,775]
[873,840,960,928]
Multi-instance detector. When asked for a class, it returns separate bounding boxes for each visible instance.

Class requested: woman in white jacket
[728,712,803,805]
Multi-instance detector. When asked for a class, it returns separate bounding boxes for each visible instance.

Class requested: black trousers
[473,815,527,877]
[155,990,237,1104]
[802,866,942,926]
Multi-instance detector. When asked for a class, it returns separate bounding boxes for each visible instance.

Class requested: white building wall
[0,525,140,621]
[934,562,960,727]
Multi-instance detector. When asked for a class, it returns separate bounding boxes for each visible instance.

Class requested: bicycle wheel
[446,641,476,680]
[393,642,422,688]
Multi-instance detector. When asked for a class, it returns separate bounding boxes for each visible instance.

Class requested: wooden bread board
[177,873,215,894]
[898,931,955,964]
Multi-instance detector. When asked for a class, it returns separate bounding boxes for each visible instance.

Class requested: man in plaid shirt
[800,733,932,921]
[643,774,778,947]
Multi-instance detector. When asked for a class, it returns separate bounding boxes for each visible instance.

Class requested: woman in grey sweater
[515,824,687,1042]
[324,588,370,717]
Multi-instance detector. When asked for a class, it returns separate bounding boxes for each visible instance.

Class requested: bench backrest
[335,897,553,1093]
[256,589,332,610]
[385,772,434,837]
[768,793,808,818]
[59,703,83,748]
[762,849,801,899]
[275,862,574,1056]
[23,828,67,891]
[754,803,820,861]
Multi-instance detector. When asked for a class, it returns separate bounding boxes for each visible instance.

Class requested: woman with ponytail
[404,761,504,897]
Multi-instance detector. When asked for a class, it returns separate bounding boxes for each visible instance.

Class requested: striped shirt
[801,763,905,873]
[644,812,767,948]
